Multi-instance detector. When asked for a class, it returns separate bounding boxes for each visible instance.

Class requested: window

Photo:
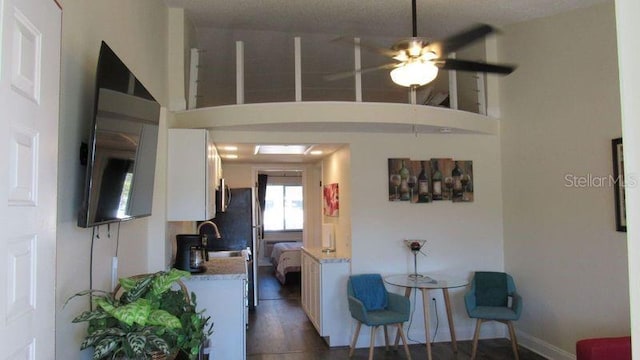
[264,185,303,231]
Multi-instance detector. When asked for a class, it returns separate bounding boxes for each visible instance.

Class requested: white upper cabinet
[167,128,219,220]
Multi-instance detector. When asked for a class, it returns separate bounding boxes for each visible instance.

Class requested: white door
[0,0,60,358]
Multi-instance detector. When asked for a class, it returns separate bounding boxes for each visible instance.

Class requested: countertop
[186,257,247,281]
[302,247,351,263]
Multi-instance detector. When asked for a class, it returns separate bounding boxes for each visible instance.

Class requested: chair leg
[397,323,412,360]
[349,321,362,357]
[471,319,483,360]
[369,325,378,360]
[507,321,520,360]
[383,325,389,351]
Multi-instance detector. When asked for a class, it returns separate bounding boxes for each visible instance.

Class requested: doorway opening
[254,168,306,296]
[247,166,327,355]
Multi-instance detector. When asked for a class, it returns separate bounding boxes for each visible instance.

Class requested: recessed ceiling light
[222,145,238,151]
[255,145,309,155]
[309,150,323,155]
[221,154,238,159]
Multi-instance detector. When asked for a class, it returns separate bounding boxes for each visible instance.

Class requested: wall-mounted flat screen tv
[78,41,161,228]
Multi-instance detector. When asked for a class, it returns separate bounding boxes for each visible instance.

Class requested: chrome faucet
[197,221,222,239]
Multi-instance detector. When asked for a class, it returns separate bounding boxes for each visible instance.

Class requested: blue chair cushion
[475,272,507,307]
[350,274,388,311]
[467,305,520,321]
[366,309,410,326]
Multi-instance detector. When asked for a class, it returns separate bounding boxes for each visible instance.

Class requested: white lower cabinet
[183,277,246,359]
[301,249,351,346]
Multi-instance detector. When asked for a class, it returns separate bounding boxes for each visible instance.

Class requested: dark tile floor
[247,266,546,360]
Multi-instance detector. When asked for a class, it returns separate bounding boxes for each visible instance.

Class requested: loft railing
[188,37,488,115]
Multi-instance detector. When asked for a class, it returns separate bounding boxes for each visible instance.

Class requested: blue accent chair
[464,271,523,360]
[347,274,412,360]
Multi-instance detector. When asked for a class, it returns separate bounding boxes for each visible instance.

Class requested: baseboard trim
[351,321,577,360]
[517,330,576,360]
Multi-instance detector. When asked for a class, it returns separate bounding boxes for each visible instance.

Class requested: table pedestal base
[394,287,459,360]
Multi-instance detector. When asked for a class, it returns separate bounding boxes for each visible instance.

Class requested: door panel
[0,0,60,358]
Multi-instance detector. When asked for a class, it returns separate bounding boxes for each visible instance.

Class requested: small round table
[384,274,469,360]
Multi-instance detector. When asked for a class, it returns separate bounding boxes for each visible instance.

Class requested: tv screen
[78,41,161,228]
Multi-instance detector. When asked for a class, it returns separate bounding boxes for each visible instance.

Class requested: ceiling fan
[325,0,516,87]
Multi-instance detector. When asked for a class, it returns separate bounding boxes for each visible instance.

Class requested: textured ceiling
[166,0,609,107]
[165,0,608,39]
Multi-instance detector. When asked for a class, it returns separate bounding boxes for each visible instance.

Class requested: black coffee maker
[175,234,209,273]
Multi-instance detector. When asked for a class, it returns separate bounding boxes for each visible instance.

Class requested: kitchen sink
[208,250,245,258]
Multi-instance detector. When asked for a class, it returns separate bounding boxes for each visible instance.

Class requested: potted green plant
[67,269,213,360]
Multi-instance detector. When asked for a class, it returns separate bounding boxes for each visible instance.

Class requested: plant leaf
[146,334,170,354]
[118,277,139,291]
[80,333,102,350]
[80,327,126,349]
[92,336,119,359]
[152,268,190,296]
[72,309,110,323]
[111,298,151,326]
[63,289,111,308]
[148,309,182,329]
[126,332,147,356]
[95,297,116,315]
[122,275,154,303]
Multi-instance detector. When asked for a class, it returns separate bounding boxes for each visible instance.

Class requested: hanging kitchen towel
[322,223,334,250]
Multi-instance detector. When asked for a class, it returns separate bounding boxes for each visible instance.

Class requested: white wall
[221,163,254,188]
[500,2,629,357]
[168,8,187,111]
[167,7,199,111]
[349,132,504,344]
[56,1,169,359]
[615,0,640,355]
[322,146,352,255]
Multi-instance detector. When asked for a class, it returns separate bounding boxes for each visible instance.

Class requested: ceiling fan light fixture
[390,60,438,87]
[408,42,423,57]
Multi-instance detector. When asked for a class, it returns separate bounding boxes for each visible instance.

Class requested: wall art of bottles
[388,158,473,203]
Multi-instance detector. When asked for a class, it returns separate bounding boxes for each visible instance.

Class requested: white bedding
[270,242,302,284]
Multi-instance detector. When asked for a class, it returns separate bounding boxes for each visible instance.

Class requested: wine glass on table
[460,174,471,201]
[390,174,401,201]
[444,176,453,200]
[407,176,417,202]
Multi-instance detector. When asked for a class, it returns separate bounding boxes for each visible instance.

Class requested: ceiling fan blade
[331,36,399,58]
[427,24,496,57]
[323,63,398,81]
[434,58,515,75]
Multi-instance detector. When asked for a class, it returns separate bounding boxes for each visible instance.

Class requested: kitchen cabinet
[167,128,220,220]
[183,257,247,359]
[301,248,351,346]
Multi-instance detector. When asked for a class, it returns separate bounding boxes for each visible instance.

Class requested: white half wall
[500,2,629,356]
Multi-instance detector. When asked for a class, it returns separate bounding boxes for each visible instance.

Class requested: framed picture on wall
[612,137,626,232]
[323,183,339,217]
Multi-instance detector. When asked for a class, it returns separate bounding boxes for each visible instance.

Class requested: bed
[270,242,303,284]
